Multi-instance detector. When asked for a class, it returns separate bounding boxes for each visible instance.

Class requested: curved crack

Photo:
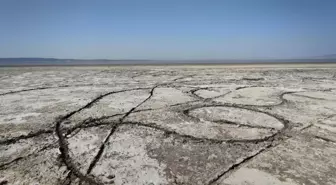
[0,83,139,96]
[0,143,55,170]
[0,129,54,145]
[56,118,104,185]
[213,119,277,130]
[290,93,333,101]
[173,75,195,82]
[85,124,119,176]
[212,90,297,108]
[189,87,210,100]
[0,87,50,96]
[206,143,273,185]
[241,77,265,81]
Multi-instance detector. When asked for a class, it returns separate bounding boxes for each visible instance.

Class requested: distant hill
[312,54,336,59]
[0,58,153,66]
[0,57,335,66]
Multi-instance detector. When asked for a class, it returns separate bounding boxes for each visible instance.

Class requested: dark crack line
[85,124,118,175]
[301,77,329,82]
[0,129,54,145]
[131,73,143,83]
[213,119,277,130]
[290,93,332,101]
[316,122,336,128]
[0,87,50,96]
[206,143,273,185]
[0,85,84,96]
[241,77,265,81]
[120,85,157,122]
[162,100,200,108]
[0,83,142,96]
[314,135,336,144]
[302,87,335,92]
[189,87,211,100]
[172,75,194,82]
[84,85,158,178]
[209,91,232,101]
[300,123,314,132]
[0,143,55,170]
[235,85,257,90]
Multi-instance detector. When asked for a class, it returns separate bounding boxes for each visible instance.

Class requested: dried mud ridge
[1,70,336,185]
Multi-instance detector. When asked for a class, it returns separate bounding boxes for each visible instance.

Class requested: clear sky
[0,0,335,59]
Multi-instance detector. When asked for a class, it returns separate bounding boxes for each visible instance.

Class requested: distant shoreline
[1,62,336,68]
[0,58,336,67]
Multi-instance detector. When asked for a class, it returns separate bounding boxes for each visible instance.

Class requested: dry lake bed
[1,64,336,185]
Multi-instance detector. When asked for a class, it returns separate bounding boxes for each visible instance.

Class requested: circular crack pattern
[54,89,288,184]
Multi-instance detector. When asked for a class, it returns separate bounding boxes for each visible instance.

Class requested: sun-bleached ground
[0,65,336,185]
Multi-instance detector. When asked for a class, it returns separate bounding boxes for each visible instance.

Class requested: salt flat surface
[0,65,336,185]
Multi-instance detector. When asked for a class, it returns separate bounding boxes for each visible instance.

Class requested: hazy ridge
[0,57,336,66]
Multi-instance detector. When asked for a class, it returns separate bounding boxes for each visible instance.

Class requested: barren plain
[1,64,336,185]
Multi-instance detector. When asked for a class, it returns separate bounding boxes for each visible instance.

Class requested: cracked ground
[1,65,336,185]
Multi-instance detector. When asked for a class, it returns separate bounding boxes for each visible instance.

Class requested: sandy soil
[0,65,336,185]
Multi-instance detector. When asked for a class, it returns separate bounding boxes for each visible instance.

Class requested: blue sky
[0,0,335,59]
